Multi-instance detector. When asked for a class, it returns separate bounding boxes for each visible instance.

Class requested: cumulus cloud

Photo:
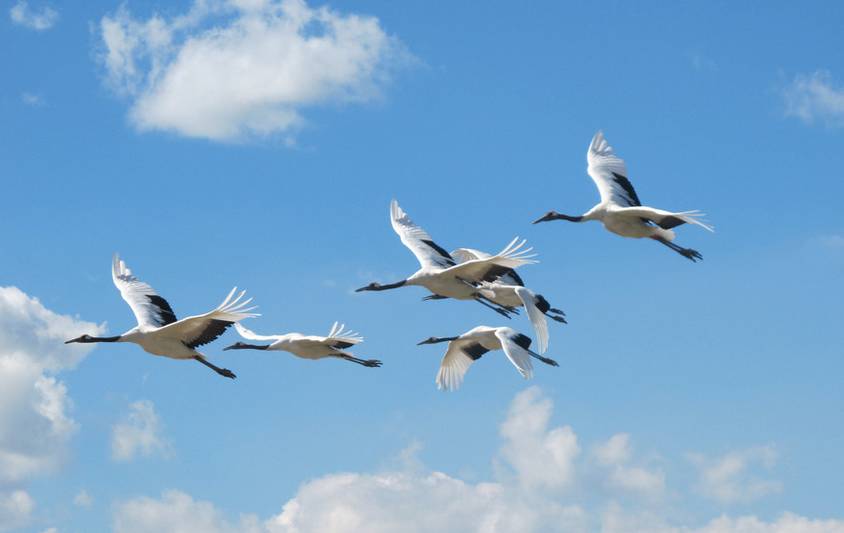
[783,70,844,127]
[688,445,782,504]
[112,387,838,533]
[9,1,57,31]
[497,386,580,489]
[0,287,102,485]
[96,0,409,142]
[111,400,172,461]
[0,490,34,532]
[592,433,665,496]
[114,490,263,533]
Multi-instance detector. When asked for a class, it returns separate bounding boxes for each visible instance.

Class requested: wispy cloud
[783,70,844,127]
[688,445,782,504]
[111,400,172,461]
[20,92,44,107]
[96,0,411,143]
[0,490,35,532]
[9,1,58,31]
[73,489,93,508]
[111,387,821,533]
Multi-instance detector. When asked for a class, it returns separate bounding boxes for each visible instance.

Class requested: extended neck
[65,335,122,344]
[356,280,407,292]
[533,212,583,224]
[224,343,270,351]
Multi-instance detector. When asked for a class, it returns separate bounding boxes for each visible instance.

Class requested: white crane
[64,254,257,379]
[424,247,566,354]
[223,322,382,368]
[356,200,538,317]
[417,326,559,391]
[533,131,713,261]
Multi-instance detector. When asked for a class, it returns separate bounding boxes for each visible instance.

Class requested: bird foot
[364,359,383,368]
[681,248,703,262]
[539,356,560,367]
[217,368,237,379]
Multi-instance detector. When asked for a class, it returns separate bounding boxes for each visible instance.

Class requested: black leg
[194,356,236,379]
[423,294,449,301]
[340,355,382,367]
[652,237,703,262]
[527,349,560,367]
[546,312,568,324]
[474,297,513,319]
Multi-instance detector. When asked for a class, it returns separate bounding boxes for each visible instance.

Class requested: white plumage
[65,254,257,379]
[357,200,538,317]
[224,322,381,367]
[418,326,559,391]
[534,131,713,261]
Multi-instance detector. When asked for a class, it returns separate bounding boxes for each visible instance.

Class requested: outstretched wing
[234,322,283,342]
[436,338,490,391]
[325,322,364,349]
[451,247,525,286]
[441,238,536,283]
[514,287,549,355]
[611,206,715,232]
[587,131,641,207]
[112,254,178,329]
[496,330,534,380]
[157,288,259,349]
[391,200,456,269]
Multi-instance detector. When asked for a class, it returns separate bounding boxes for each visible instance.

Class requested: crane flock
[65,131,712,390]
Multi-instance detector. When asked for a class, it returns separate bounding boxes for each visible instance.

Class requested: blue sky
[2,0,843,531]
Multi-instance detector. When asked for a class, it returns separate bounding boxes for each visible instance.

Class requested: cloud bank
[0,287,102,531]
[112,387,844,533]
[97,0,409,142]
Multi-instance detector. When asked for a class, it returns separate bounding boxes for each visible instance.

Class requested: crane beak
[532,213,555,224]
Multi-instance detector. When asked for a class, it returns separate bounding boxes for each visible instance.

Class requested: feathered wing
[514,287,549,354]
[325,322,364,349]
[156,288,259,349]
[611,206,715,232]
[451,247,525,286]
[435,339,488,391]
[112,254,178,329]
[441,237,537,282]
[587,131,641,207]
[496,330,534,380]
[234,322,282,342]
[390,200,456,269]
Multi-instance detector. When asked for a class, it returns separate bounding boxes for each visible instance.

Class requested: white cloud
[0,490,34,532]
[111,400,172,461]
[497,386,580,489]
[592,433,665,496]
[97,0,409,142]
[0,287,102,485]
[21,92,45,107]
[688,445,782,504]
[783,70,844,127]
[73,489,93,507]
[9,1,57,31]
[111,388,843,533]
[114,490,263,533]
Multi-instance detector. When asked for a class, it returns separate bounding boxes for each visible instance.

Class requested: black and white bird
[417,326,559,391]
[223,322,382,368]
[64,255,257,379]
[533,131,713,261]
[425,247,566,354]
[356,200,537,317]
